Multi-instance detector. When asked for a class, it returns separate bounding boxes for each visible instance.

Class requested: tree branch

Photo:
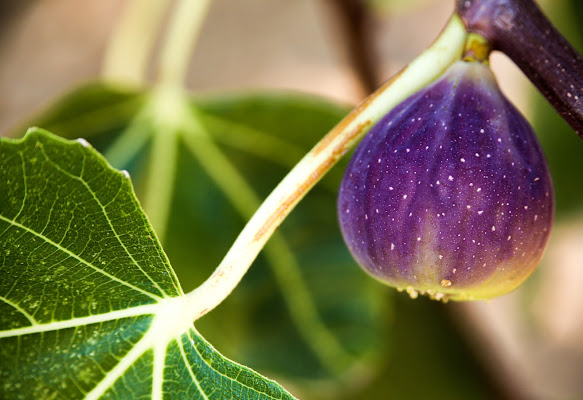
[456,0,583,138]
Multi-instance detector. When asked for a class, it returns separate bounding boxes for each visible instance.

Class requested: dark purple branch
[456,0,583,138]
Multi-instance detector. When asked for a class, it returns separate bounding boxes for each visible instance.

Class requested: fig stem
[456,0,583,138]
[184,15,468,322]
[462,33,492,63]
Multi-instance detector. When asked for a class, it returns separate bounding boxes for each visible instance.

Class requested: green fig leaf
[0,129,296,400]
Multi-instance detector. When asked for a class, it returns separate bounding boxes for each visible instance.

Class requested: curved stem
[184,15,468,321]
[181,112,355,375]
[456,0,583,138]
[157,0,212,87]
[102,0,172,85]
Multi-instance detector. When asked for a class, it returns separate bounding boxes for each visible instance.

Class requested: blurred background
[1,0,582,399]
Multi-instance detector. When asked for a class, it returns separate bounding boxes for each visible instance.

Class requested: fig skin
[338,60,554,301]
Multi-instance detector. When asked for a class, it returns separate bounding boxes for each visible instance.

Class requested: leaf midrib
[0,302,160,338]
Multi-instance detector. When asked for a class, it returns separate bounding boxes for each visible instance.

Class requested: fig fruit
[338,60,554,301]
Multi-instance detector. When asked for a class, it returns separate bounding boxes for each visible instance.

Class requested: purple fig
[338,60,554,301]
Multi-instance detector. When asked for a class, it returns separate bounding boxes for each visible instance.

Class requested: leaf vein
[37,142,168,298]
[0,214,159,303]
[0,294,37,326]
[178,336,209,400]
[12,151,28,221]
[186,330,286,400]
[0,301,158,338]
